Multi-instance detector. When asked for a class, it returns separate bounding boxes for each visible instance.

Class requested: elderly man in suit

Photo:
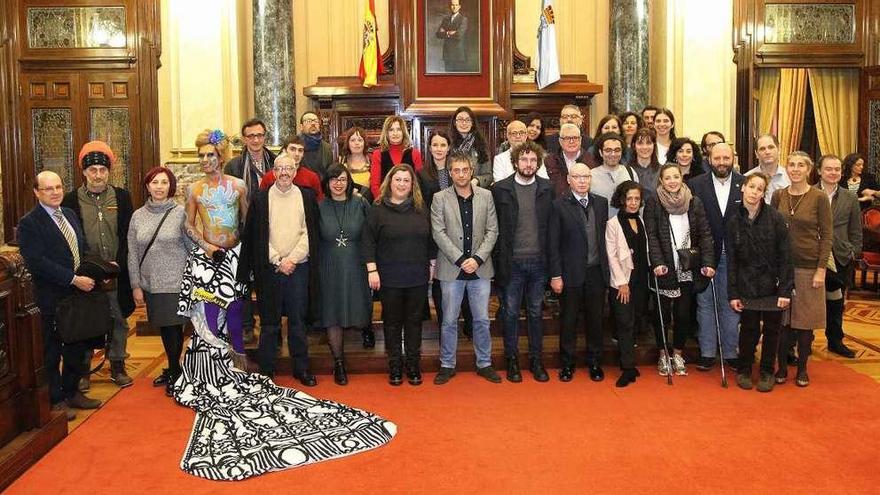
[19,171,102,420]
[689,142,743,371]
[431,151,500,384]
[817,154,863,358]
[548,162,610,382]
[435,0,468,72]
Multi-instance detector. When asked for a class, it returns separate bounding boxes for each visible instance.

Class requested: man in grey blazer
[818,154,863,358]
[431,151,500,384]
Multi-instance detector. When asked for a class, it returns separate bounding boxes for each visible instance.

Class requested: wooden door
[859,66,880,168]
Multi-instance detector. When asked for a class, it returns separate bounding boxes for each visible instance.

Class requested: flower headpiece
[208,129,226,146]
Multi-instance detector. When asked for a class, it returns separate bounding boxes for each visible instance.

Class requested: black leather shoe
[476,366,502,383]
[434,367,456,385]
[828,342,856,358]
[362,328,376,349]
[389,365,403,386]
[293,370,318,387]
[695,356,715,371]
[506,357,522,383]
[153,368,170,387]
[530,358,549,382]
[615,369,638,388]
[589,364,605,382]
[406,365,423,386]
[558,366,574,382]
[333,359,348,385]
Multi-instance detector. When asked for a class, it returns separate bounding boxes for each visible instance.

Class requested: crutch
[653,275,673,385]
[710,278,729,388]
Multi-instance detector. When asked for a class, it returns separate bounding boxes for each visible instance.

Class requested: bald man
[19,171,102,419]
[493,120,549,184]
[689,142,743,372]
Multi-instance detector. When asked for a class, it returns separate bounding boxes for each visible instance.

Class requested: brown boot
[110,361,133,388]
[66,392,101,410]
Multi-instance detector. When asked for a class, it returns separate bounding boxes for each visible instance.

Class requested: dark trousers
[778,326,814,372]
[738,309,782,374]
[825,298,845,344]
[610,278,648,370]
[258,263,310,376]
[654,281,696,351]
[560,266,606,367]
[381,284,427,368]
[502,258,546,359]
[41,312,88,404]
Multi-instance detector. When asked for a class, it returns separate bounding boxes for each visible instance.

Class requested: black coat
[548,192,610,287]
[725,204,794,301]
[491,176,555,287]
[224,147,277,199]
[62,187,135,318]
[643,195,715,292]
[18,205,87,315]
[238,186,321,325]
[688,171,744,261]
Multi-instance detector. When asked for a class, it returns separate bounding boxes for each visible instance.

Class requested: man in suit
[19,171,102,420]
[818,154,863,358]
[546,105,593,156]
[548,163,611,382]
[492,140,555,382]
[435,0,468,72]
[545,123,588,197]
[62,141,134,389]
[238,154,321,386]
[431,151,500,384]
[689,142,744,371]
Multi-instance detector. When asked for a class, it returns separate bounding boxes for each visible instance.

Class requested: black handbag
[671,227,700,272]
[55,290,113,348]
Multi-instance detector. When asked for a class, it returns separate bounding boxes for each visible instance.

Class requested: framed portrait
[425,0,481,74]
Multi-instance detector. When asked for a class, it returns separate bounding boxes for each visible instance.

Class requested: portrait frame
[393,0,512,116]
[424,0,481,75]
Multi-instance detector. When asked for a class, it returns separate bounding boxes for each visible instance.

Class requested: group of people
[19,103,868,425]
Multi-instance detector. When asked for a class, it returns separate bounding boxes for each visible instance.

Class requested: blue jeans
[106,289,129,361]
[502,258,546,359]
[696,254,740,359]
[440,278,492,369]
[258,262,310,375]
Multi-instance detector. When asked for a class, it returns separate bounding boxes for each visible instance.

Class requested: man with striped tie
[19,171,102,420]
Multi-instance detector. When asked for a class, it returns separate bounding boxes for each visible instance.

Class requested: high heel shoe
[334,359,349,385]
[362,328,376,349]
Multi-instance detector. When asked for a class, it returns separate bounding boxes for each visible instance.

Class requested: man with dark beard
[298,111,333,180]
[689,143,744,371]
[492,140,555,383]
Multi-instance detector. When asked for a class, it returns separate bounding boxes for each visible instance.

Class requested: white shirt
[562,150,582,171]
[746,164,791,204]
[668,213,690,270]
[712,173,732,217]
[493,149,549,184]
[657,143,670,165]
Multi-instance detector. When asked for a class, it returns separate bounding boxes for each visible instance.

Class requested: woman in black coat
[726,172,793,393]
[644,163,715,377]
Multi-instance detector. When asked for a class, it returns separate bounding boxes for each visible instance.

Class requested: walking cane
[709,278,729,388]
[653,275,673,385]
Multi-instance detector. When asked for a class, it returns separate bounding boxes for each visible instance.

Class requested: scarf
[382,197,414,213]
[243,150,269,192]
[455,132,476,156]
[438,168,450,190]
[656,183,692,215]
[617,210,645,253]
[303,132,323,152]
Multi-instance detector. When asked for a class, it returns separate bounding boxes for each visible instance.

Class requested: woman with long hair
[369,116,423,198]
[632,128,661,202]
[318,164,372,385]
[339,126,372,192]
[449,106,492,187]
[363,164,436,386]
[644,163,715,377]
[840,152,879,209]
[606,181,650,387]
[771,152,832,387]
[727,173,793,392]
[525,113,547,150]
[653,108,677,164]
[668,137,704,182]
[620,111,644,164]
[127,166,190,396]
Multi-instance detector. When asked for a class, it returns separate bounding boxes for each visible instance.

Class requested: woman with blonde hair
[363,164,435,386]
[369,116,423,198]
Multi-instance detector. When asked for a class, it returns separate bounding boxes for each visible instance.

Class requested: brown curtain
[808,68,859,158]
[777,68,808,161]
[757,69,780,136]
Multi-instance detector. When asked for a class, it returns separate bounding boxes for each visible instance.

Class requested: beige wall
[157,0,735,163]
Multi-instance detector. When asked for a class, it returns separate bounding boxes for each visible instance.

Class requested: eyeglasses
[508,130,527,137]
[560,113,581,120]
[560,136,581,143]
[244,133,265,139]
[330,176,348,183]
[602,148,622,154]
[450,167,472,175]
[570,174,591,182]
[275,166,298,172]
[302,118,320,124]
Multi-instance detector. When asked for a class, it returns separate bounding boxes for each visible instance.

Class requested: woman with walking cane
[726,173,793,392]
[644,164,715,377]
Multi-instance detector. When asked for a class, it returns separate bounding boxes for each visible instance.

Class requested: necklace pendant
[335,231,349,247]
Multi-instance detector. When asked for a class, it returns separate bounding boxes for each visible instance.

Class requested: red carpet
[7,361,880,494]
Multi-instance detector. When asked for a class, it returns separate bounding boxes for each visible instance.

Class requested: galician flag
[536,0,561,90]
[358,0,383,88]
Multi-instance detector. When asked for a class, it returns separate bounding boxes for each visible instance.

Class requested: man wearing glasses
[492,120,549,184]
[226,118,275,199]
[545,123,585,196]
[548,163,610,382]
[546,104,593,155]
[298,111,333,181]
[589,133,639,218]
[239,152,320,386]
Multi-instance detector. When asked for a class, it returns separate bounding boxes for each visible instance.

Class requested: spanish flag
[358,0,383,88]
